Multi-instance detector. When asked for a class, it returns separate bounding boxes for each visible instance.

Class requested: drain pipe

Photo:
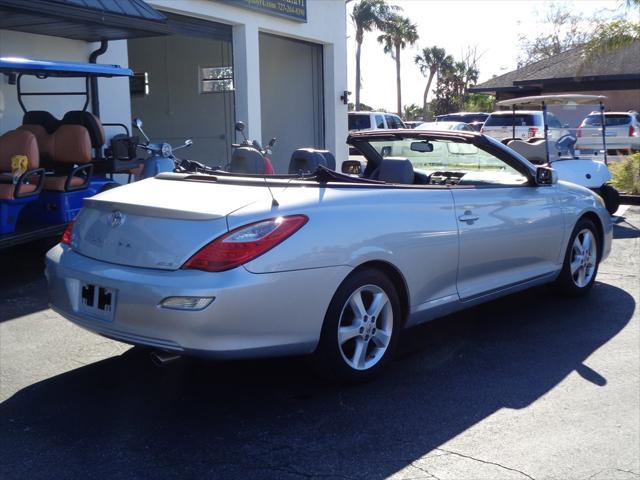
[88,40,109,116]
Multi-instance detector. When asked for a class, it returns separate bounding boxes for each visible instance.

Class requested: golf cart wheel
[552,218,600,297]
[600,183,620,216]
[313,268,401,384]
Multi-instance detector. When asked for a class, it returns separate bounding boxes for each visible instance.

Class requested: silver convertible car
[46,130,612,382]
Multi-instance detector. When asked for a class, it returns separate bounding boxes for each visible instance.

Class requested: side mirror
[185,139,193,147]
[381,146,392,157]
[536,166,557,185]
[235,121,245,132]
[268,137,277,147]
[342,160,362,175]
[133,117,143,129]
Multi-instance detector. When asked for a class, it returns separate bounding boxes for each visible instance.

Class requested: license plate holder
[79,283,116,321]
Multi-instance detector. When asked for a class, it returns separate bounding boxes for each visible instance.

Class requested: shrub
[610,153,640,194]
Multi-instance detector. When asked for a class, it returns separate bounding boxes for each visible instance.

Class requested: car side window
[546,113,562,128]
[375,115,385,129]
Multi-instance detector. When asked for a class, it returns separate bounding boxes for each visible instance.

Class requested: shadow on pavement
[0,240,57,322]
[0,282,634,479]
[613,216,640,239]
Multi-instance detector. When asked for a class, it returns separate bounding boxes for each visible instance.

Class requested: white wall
[149,0,349,165]
[0,30,131,139]
[1,0,348,164]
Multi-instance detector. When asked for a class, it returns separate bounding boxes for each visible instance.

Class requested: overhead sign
[220,0,307,22]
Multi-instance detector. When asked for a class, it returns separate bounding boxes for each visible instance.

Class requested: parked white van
[348,111,405,132]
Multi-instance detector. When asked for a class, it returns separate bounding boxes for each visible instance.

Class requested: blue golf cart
[0,57,142,249]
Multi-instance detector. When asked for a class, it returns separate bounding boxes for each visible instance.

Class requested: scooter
[229,121,276,174]
[133,118,194,179]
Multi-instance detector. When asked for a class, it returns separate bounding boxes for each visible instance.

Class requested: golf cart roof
[0,57,132,77]
[497,94,607,107]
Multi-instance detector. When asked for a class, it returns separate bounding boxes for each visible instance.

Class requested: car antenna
[264,176,279,207]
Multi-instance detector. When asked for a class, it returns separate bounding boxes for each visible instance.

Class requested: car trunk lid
[71,177,273,270]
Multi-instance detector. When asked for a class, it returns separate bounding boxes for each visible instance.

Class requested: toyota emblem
[109,210,125,227]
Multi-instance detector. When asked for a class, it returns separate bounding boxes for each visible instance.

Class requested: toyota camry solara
[46,130,612,382]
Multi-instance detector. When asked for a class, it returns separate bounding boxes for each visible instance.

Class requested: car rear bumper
[45,245,350,358]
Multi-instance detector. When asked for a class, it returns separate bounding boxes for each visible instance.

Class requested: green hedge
[610,153,640,195]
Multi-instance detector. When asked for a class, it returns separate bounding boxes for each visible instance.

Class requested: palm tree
[351,0,397,110]
[414,46,453,119]
[377,14,419,116]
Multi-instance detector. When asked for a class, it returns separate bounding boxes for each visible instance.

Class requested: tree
[403,103,424,121]
[414,46,453,119]
[431,55,481,116]
[351,0,397,110]
[377,14,419,116]
[464,93,494,113]
[517,2,593,66]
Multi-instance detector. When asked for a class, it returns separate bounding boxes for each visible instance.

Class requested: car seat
[229,146,268,174]
[288,148,330,174]
[369,157,415,184]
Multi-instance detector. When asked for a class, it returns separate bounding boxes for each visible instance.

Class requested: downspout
[89,40,109,116]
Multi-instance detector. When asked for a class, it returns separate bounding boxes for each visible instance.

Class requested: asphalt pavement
[0,208,639,480]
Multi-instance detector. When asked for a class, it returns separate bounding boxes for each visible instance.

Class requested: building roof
[0,0,168,41]
[470,40,640,93]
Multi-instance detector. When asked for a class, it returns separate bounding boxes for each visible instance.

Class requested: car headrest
[288,148,328,174]
[313,150,336,170]
[0,129,39,171]
[22,111,60,134]
[229,147,265,174]
[53,125,92,164]
[61,110,105,149]
[371,157,414,184]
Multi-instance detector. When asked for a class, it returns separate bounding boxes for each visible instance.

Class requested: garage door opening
[128,14,234,167]
[259,33,324,173]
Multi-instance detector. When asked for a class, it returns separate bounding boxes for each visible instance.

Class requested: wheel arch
[351,260,410,327]
[577,210,605,259]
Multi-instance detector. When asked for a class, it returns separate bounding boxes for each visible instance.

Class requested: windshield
[349,114,371,130]
[366,137,524,178]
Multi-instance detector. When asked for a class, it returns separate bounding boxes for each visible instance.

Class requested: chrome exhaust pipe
[150,350,181,367]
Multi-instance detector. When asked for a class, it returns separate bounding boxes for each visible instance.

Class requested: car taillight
[630,125,636,137]
[528,127,538,137]
[61,220,75,245]
[182,215,308,272]
[577,126,583,138]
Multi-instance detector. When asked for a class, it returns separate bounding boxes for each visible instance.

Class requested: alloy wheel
[570,229,597,288]
[337,284,393,371]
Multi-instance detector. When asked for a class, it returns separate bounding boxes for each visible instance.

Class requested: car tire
[552,218,600,297]
[313,268,401,384]
[600,183,620,216]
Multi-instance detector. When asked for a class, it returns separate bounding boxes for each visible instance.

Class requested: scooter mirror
[268,137,277,147]
[134,117,143,129]
[185,139,193,147]
[235,121,245,132]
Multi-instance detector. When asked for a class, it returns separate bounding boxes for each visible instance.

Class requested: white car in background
[348,111,405,132]
[481,110,568,141]
[576,111,640,154]
[416,121,475,132]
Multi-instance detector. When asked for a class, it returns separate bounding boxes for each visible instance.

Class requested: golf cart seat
[288,148,330,174]
[507,139,548,165]
[61,111,105,154]
[19,118,93,192]
[0,129,45,234]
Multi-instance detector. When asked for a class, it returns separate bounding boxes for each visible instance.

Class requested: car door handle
[458,211,479,223]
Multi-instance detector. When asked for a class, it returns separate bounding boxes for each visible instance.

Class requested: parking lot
[1,207,638,480]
